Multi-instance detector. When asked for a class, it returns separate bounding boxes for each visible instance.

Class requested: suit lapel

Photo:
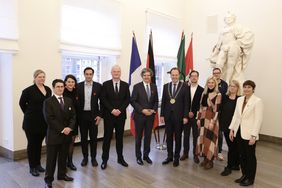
[242,95,256,116]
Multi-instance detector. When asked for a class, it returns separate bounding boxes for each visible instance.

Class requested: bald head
[111,64,121,81]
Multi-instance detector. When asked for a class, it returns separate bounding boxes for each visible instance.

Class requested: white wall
[184,0,282,137]
[10,0,185,151]
[12,0,61,151]
[2,0,281,152]
[0,53,14,150]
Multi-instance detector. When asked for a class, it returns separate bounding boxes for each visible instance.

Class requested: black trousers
[79,111,98,159]
[165,112,183,160]
[237,128,257,181]
[24,131,45,169]
[223,130,240,168]
[44,142,69,183]
[102,118,125,161]
[218,129,223,153]
[134,114,154,159]
[182,118,198,155]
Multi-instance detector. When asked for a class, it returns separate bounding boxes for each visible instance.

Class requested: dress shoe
[240,179,254,186]
[36,165,45,173]
[204,160,213,169]
[235,175,246,183]
[136,158,144,165]
[193,155,200,164]
[200,159,207,167]
[57,175,74,181]
[118,158,129,167]
[67,162,77,171]
[91,159,98,167]
[101,161,107,170]
[173,160,179,167]
[29,168,39,177]
[180,154,188,161]
[81,158,88,166]
[217,153,224,161]
[44,182,52,188]
[162,158,173,165]
[231,166,240,171]
[143,156,153,164]
[220,167,232,176]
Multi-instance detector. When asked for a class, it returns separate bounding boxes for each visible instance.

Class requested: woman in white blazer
[229,80,263,186]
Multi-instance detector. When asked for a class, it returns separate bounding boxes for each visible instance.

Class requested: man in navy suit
[130,68,158,165]
[43,79,76,188]
[180,70,204,163]
[100,65,130,169]
[160,67,189,167]
[76,67,102,167]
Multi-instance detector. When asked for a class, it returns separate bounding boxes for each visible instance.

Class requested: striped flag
[129,33,142,136]
[146,31,159,130]
[177,31,186,81]
[185,33,193,76]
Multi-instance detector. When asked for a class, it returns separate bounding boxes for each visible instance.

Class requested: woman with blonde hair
[19,69,52,176]
[196,76,221,169]
[219,80,241,176]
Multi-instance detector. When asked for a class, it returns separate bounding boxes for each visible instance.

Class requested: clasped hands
[142,109,155,116]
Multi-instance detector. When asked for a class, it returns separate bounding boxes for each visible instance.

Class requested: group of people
[19,65,263,188]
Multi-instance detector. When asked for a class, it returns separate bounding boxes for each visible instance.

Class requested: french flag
[129,33,142,136]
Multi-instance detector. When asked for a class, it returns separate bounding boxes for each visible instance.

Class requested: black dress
[63,88,78,135]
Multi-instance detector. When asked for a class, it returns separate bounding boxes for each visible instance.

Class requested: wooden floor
[0,132,282,188]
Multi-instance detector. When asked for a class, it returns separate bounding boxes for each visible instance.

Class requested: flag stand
[154,127,167,150]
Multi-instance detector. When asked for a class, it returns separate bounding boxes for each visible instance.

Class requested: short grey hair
[140,68,153,77]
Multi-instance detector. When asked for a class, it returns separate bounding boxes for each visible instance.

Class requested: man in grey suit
[130,68,158,165]
[43,79,76,188]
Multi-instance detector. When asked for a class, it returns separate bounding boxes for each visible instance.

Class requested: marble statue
[209,12,254,85]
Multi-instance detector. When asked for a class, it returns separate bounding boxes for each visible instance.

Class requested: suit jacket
[43,96,76,145]
[101,80,130,120]
[188,84,204,116]
[130,82,158,117]
[161,81,189,120]
[229,94,263,140]
[76,81,102,122]
[19,84,52,134]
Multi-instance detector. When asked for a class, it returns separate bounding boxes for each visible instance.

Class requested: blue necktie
[146,84,151,100]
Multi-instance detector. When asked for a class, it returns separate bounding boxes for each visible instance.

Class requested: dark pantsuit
[223,130,240,168]
[237,128,257,181]
[102,118,125,161]
[134,114,154,159]
[44,143,69,183]
[80,111,98,159]
[182,118,198,155]
[166,112,183,160]
[24,131,45,168]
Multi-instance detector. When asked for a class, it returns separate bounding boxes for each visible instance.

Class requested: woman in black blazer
[63,74,78,171]
[19,70,52,177]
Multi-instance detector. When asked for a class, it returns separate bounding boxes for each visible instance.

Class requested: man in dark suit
[212,67,228,161]
[161,67,189,167]
[100,65,130,170]
[77,67,102,167]
[131,68,158,165]
[180,70,204,163]
[43,79,76,188]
